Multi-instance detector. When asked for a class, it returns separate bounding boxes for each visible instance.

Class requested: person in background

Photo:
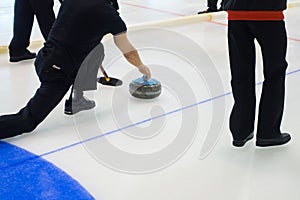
[198,0,223,14]
[224,0,291,147]
[9,0,55,62]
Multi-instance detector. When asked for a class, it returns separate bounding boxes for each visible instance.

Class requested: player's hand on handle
[114,33,151,80]
[138,65,151,80]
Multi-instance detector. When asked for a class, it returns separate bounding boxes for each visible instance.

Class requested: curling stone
[129,76,162,99]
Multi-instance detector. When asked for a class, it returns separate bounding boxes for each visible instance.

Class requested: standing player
[9,0,55,62]
[198,0,223,14]
[224,0,291,147]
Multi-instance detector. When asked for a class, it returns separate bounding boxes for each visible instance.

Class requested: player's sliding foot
[64,96,95,115]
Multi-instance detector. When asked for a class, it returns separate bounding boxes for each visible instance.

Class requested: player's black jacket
[39,0,126,78]
[224,0,287,11]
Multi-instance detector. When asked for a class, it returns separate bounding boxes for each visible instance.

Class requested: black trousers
[208,0,223,10]
[9,0,55,56]
[228,20,288,140]
[0,43,103,139]
[0,64,72,139]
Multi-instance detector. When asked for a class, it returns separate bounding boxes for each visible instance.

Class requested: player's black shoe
[64,96,96,115]
[10,50,36,62]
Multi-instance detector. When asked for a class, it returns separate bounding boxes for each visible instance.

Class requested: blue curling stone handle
[132,75,159,86]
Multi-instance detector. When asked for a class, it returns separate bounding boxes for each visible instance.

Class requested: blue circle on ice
[132,75,160,86]
[0,141,94,199]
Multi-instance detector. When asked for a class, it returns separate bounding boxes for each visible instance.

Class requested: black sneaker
[10,50,36,62]
[64,96,96,115]
[197,8,218,14]
[256,133,291,147]
[232,132,254,147]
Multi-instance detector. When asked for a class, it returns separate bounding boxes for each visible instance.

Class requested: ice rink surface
[1,1,300,199]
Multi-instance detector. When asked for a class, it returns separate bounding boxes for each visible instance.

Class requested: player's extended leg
[0,67,72,139]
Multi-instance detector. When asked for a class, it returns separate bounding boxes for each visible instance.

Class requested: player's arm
[113,32,151,79]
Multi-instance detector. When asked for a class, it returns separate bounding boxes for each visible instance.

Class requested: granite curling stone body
[129,76,162,99]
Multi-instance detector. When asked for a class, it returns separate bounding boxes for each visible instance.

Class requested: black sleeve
[111,0,119,10]
[108,11,127,35]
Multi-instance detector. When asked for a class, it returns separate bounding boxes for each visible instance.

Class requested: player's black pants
[0,42,102,139]
[207,0,223,10]
[9,0,55,56]
[0,63,72,139]
[228,20,288,140]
